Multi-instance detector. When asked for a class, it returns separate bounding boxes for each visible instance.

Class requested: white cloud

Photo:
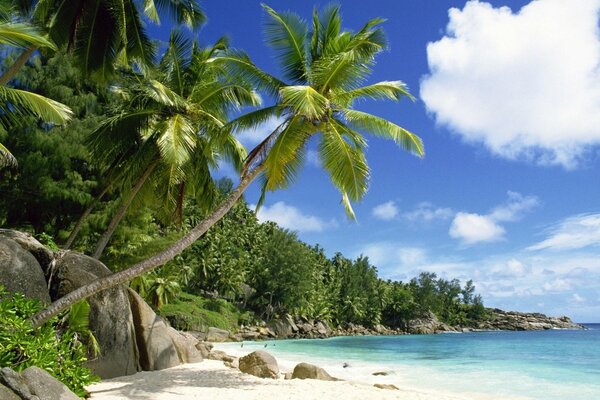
[403,202,453,222]
[489,191,539,222]
[572,293,586,303]
[528,213,600,251]
[372,201,399,220]
[420,0,600,168]
[254,201,335,233]
[306,149,322,168]
[235,115,285,147]
[449,212,505,244]
[543,278,572,292]
[449,191,538,244]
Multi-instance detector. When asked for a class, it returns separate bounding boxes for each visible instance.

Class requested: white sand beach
[87,354,527,400]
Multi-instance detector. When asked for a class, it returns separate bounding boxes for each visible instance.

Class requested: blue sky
[152,0,600,322]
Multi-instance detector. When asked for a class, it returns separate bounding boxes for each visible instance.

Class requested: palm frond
[210,49,285,97]
[280,85,329,119]
[156,113,196,167]
[263,116,310,190]
[0,22,56,49]
[333,80,413,108]
[311,51,371,93]
[342,109,424,157]
[262,3,308,82]
[0,141,17,168]
[152,0,205,30]
[226,105,282,136]
[0,85,72,124]
[124,0,156,68]
[319,119,369,204]
[159,30,191,96]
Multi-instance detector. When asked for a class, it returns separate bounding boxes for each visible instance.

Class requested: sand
[87,356,524,400]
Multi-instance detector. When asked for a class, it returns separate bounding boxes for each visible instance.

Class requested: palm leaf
[263,116,309,190]
[156,113,196,167]
[262,3,308,82]
[0,85,72,124]
[280,85,329,119]
[319,119,369,209]
[311,51,370,93]
[152,0,205,29]
[210,50,285,97]
[0,141,17,167]
[342,109,424,157]
[0,22,56,49]
[159,30,191,96]
[333,81,413,108]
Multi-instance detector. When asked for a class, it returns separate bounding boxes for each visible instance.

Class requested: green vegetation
[0,287,99,397]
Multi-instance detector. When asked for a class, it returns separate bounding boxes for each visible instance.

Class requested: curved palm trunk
[63,185,111,249]
[0,46,37,86]
[30,165,264,328]
[92,162,157,259]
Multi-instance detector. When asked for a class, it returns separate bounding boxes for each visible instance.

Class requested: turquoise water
[224,324,600,399]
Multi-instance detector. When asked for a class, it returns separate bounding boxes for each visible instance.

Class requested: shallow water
[220,324,600,399]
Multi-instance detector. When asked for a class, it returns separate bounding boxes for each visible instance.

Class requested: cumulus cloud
[235,115,285,147]
[528,213,600,251]
[449,212,505,244]
[372,201,399,220]
[254,201,335,233]
[403,202,454,222]
[420,0,600,168]
[449,191,538,244]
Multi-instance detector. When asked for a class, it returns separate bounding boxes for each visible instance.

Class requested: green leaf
[333,80,414,108]
[262,3,308,82]
[342,109,424,157]
[0,85,72,124]
[280,85,329,119]
[0,22,56,49]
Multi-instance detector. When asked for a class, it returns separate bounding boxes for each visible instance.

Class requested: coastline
[87,340,525,400]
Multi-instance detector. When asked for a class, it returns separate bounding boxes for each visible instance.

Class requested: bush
[0,286,99,397]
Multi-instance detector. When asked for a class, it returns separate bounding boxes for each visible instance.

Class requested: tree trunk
[0,46,37,86]
[92,162,157,259]
[63,185,111,249]
[30,165,264,328]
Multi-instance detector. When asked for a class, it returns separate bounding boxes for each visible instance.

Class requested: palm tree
[0,0,72,166]
[0,0,205,84]
[86,31,259,259]
[30,4,424,327]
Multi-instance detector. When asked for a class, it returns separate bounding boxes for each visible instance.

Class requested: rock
[298,322,314,334]
[0,367,79,400]
[315,321,330,336]
[0,367,31,400]
[285,314,299,333]
[21,366,79,400]
[240,331,261,340]
[207,350,228,361]
[408,311,444,334]
[167,328,203,364]
[268,319,292,338]
[0,237,51,303]
[238,351,279,379]
[0,383,20,400]
[374,383,399,390]
[480,309,585,331]
[284,372,293,380]
[127,289,180,371]
[195,342,213,358]
[291,363,336,381]
[372,371,389,376]
[224,357,239,369]
[206,327,230,342]
[53,252,139,378]
[0,230,53,271]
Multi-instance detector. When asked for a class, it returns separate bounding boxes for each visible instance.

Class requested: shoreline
[87,340,526,400]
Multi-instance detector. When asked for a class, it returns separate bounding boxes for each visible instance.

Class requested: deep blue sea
[221,324,600,399]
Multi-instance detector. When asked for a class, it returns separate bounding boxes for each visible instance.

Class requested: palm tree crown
[222,4,424,218]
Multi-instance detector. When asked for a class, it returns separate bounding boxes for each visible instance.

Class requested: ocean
[219,324,600,399]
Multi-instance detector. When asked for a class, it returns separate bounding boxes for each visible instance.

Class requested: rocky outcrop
[291,363,336,381]
[0,237,50,303]
[0,366,79,400]
[238,351,279,379]
[479,309,585,331]
[408,311,456,334]
[206,327,231,342]
[374,383,399,390]
[53,252,140,378]
[0,229,205,382]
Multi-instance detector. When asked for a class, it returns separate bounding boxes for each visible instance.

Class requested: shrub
[0,286,99,397]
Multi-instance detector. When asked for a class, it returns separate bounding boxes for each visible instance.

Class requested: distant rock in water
[480,309,585,331]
